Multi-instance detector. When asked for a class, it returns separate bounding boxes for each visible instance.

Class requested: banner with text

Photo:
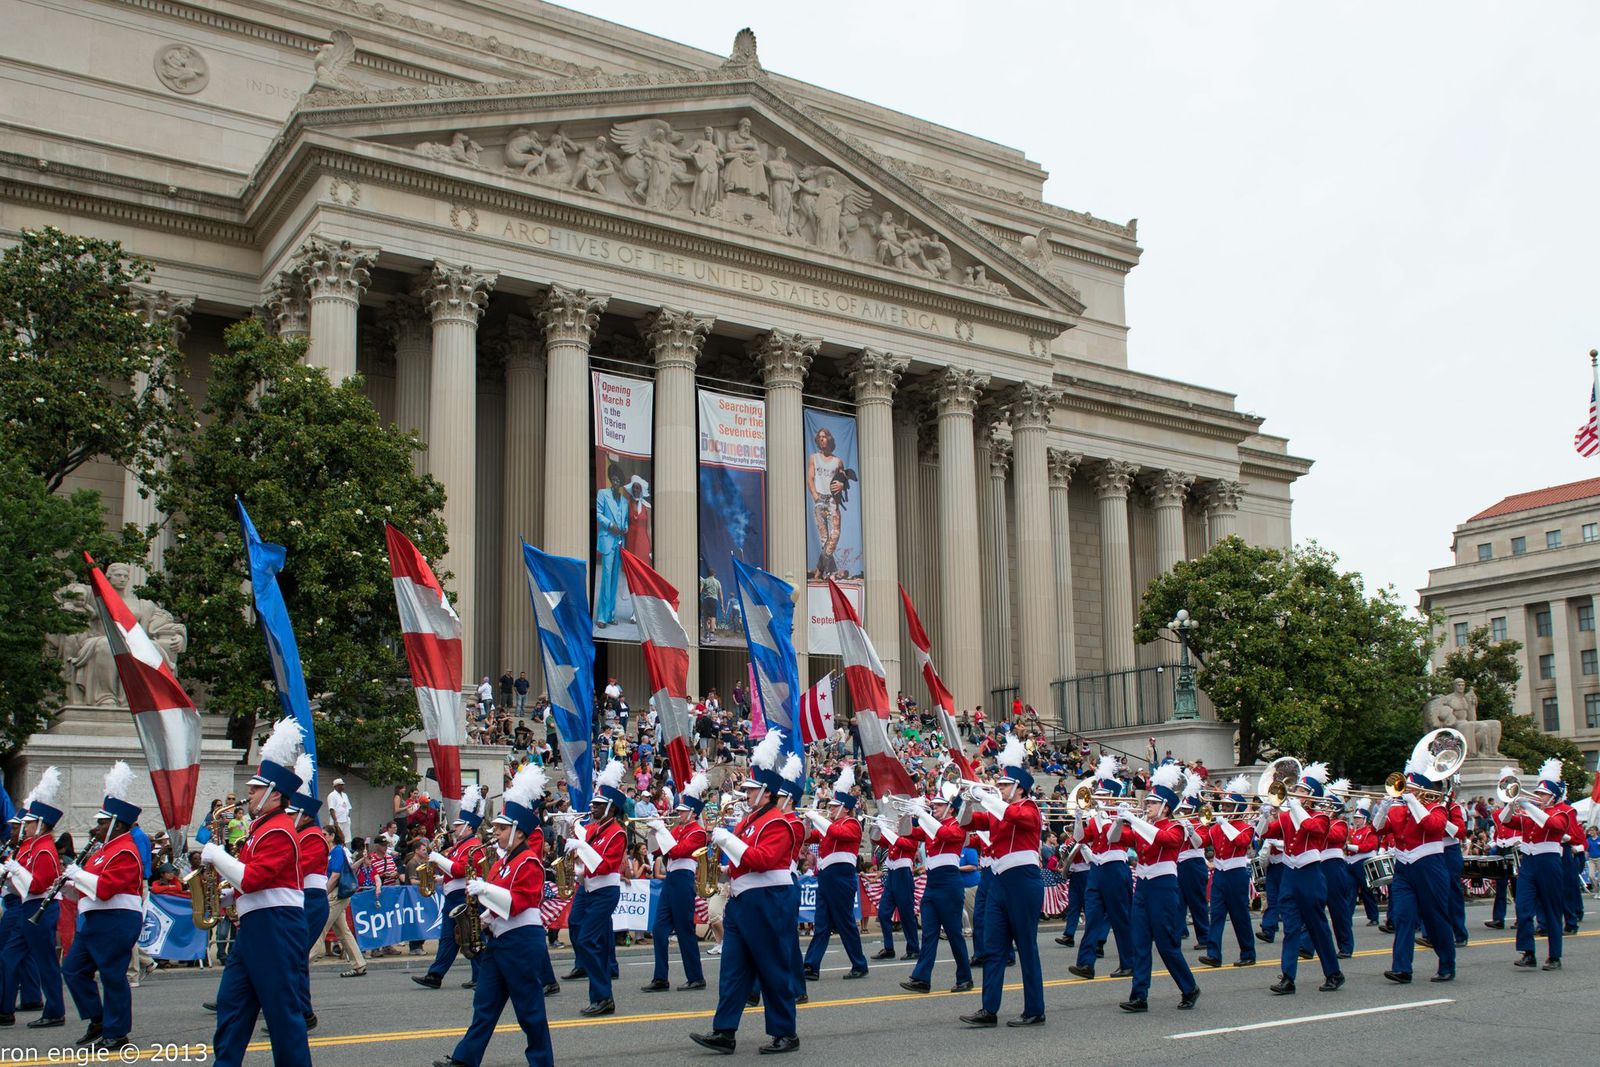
[696,388,767,649]
[803,407,865,655]
[348,886,444,950]
[592,371,656,641]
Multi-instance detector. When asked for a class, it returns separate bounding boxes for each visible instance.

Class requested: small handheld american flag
[1575,349,1599,457]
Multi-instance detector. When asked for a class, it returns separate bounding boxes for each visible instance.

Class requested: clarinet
[29,839,104,924]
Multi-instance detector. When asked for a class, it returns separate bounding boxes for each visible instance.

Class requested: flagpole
[1591,348,1597,415]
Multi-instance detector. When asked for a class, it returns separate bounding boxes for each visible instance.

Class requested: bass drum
[1363,853,1396,888]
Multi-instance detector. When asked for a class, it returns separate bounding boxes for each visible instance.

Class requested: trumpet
[1339,773,1410,803]
[1496,773,1522,806]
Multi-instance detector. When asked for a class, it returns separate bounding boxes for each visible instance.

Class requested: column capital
[934,366,988,416]
[1007,382,1063,431]
[988,437,1012,479]
[297,235,378,302]
[1202,479,1246,514]
[1091,458,1139,500]
[425,260,497,326]
[749,329,819,387]
[262,272,308,336]
[127,285,195,342]
[1141,468,1195,508]
[849,348,906,406]
[537,284,607,345]
[1046,448,1082,489]
[641,307,714,372]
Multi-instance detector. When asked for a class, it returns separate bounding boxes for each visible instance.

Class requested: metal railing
[1051,664,1183,733]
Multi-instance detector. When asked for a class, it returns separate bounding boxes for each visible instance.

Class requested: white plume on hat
[1537,758,1564,785]
[751,729,785,772]
[260,717,304,767]
[24,766,62,810]
[293,753,315,788]
[1301,761,1329,786]
[1498,765,1520,781]
[1404,750,1432,778]
[460,783,484,817]
[998,734,1026,769]
[683,772,709,801]
[781,753,803,784]
[1181,769,1204,801]
[1223,774,1251,795]
[505,763,548,807]
[833,764,856,797]
[1094,755,1121,783]
[103,760,135,801]
[1150,762,1184,793]
[595,760,625,792]
[1327,777,1351,798]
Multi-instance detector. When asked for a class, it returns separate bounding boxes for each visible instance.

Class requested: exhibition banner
[696,388,767,648]
[803,407,864,655]
[591,371,655,640]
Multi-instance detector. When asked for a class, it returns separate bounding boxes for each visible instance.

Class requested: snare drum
[1461,854,1513,880]
[1363,853,1396,888]
[1250,856,1267,894]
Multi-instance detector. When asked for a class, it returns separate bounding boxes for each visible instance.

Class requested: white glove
[574,839,604,872]
[570,819,588,842]
[475,882,513,919]
[465,877,491,897]
[6,862,30,898]
[1403,793,1428,821]
[1519,798,1549,827]
[653,829,676,855]
[915,809,942,837]
[1121,811,1158,844]
[1444,820,1459,839]
[711,826,748,866]
[205,845,248,887]
[1286,797,1308,830]
[802,810,830,832]
[563,837,583,854]
[65,864,99,898]
[978,791,1007,819]
[428,850,453,871]
[877,819,900,846]
[646,818,668,834]
[200,842,229,868]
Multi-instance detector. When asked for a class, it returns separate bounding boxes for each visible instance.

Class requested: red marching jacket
[727,805,800,894]
[578,817,627,887]
[659,821,709,876]
[483,831,546,934]
[965,800,1042,873]
[811,817,862,872]
[235,810,304,918]
[80,832,144,913]
[443,835,488,893]
[297,823,330,890]
[14,834,62,899]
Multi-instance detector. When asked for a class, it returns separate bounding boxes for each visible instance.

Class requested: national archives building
[2,0,1311,732]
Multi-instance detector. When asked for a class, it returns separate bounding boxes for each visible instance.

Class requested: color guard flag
[619,550,695,790]
[84,553,201,834]
[384,524,463,804]
[521,542,596,812]
[899,584,976,780]
[827,578,915,798]
[732,558,805,767]
[237,499,317,797]
[799,673,836,746]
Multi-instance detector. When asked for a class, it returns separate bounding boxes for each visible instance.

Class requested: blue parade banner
[139,893,209,961]
[522,542,596,812]
[731,558,804,769]
[348,886,444,950]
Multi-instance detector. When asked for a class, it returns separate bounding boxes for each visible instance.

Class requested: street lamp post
[1170,608,1198,721]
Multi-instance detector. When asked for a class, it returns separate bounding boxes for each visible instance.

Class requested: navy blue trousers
[1205,865,1255,962]
[712,886,796,1038]
[1515,852,1564,960]
[428,888,483,982]
[1075,861,1131,971]
[570,884,620,1004]
[1060,867,1088,937]
[1351,860,1382,923]
[909,868,970,986]
[877,867,919,954]
[1324,859,1355,956]
[1259,861,1282,937]
[62,908,140,1042]
[805,864,866,972]
[651,871,704,983]
[448,925,553,1067]
[1563,848,1585,925]
[298,892,328,1019]
[0,898,61,1017]
[971,868,990,959]
[980,866,1044,1018]
[1129,874,1197,1002]
[1443,844,1468,943]
[213,905,310,1067]
[1391,854,1456,977]
[1177,857,1209,943]
[1278,863,1338,982]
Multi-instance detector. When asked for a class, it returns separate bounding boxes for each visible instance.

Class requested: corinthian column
[1047,449,1082,684]
[1093,459,1139,673]
[500,317,546,679]
[644,308,714,694]
[424,260,497,678]
[537,286,608,562]
[892,400,924,676]
[263,273,309,341]
[298,236,378,384]
[985,436,1014,704]
[935,366,988,711]
[383,288,432,477]
[1203,480,1245,545]
[1143,469,1195,573]
[850,349,906,697]
[1009,383,1062,716]
[918,425,942,650]
[121,287,193,582]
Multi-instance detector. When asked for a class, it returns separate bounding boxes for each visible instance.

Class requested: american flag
[1040,867,1070,917]
[1577,384,1599,457]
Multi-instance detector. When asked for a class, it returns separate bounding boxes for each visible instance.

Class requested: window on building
[1542,696,1560,732]
[1587,693,1600,730]
[1453,621,1469,647]
[1511,536,1527,555]
[1585,523,1598,543]
[1581,604,1595,633]
[1535,609,1553,638]
[1477,543,1493,561]
[1539,654,1556,679]
[1584,649,1598,676]
[1491,616,1508,642]
[1547,529,1562,549]
[1587,751,1600,773]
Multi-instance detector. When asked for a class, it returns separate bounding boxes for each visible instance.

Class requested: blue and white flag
[140,893,209,961]
[521,541,596,811]
[0,785,16,826]
[731,558,803,767]
[237,498,317,796]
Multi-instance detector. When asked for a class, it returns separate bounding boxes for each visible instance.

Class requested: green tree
[149,319,447,784]
[0,226,188,495]
[0,457,141,761]
[1434,626,1588,793]
[1135,538,1435,779]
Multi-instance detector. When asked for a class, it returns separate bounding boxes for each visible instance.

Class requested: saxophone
[692,846,720,898]
[450,844,491,959]
[553,851,576,900]
[415,828,448,897]
[187,810,229,930]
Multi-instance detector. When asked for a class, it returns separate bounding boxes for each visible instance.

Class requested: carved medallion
[449,203,480,233]
[327,177,361,207]
[154,43,209,95]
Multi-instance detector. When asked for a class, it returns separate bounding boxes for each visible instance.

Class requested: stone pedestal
[1454,755,1515,798]
[1079,719,1238,774]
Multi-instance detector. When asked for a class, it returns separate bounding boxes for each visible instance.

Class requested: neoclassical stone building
[2,0,1310,732]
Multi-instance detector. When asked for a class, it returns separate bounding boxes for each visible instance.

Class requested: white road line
[1166,998,1454,1040]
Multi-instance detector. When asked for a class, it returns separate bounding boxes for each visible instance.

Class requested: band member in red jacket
[1372,757,1456,983]
[415,784,489,991]
[802,763,868,979]
[642,773,709,992]
[564,760,628,1016]
[1198,774,1256,968]
[899,783,973,994]
[1499,759,1573,970]
[1112,763,1200,1012]
[1256,762,1344,994]
[1344,800,1383,927]
[1,766,66,1029]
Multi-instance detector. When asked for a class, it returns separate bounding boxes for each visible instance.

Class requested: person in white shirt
[476,677,494,710]
[327,778,353,844]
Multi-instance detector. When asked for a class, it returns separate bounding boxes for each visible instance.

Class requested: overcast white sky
[572,0,1600,604]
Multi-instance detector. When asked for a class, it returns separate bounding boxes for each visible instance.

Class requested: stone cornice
[884,158,1138,242]
[1053,370,1264,445]
[1238,444,1314,485]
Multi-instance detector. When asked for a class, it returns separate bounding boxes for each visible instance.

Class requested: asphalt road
[4,905,1596,1066]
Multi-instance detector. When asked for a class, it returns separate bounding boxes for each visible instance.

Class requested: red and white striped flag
[619,550,695,789]
[799,673,835,745]
[84,554,201,835]
[385,524,463,803]
[1576,384,1599,457]
[827,579,915,799]
[899,584,977,781]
